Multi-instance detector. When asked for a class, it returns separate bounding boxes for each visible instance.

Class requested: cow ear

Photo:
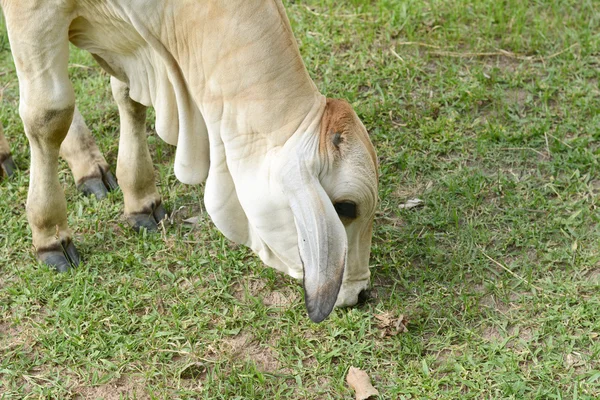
[282,155,347,323]
[319,98,354,155]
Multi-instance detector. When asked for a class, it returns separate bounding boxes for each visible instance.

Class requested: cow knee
[19,89,75,148]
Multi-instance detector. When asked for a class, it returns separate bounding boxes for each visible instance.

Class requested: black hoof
[153,203,168,223]
[128,203,169,232]
[38,240,80,272]
[102,169,119,191]
[77,169,119,200]
[129,213,160,232]
[78,177,110,199]
[64,240,81,266]
[1,155,17,178]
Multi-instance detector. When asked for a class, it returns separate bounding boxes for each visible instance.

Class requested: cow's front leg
[60,106,118,198]
[6,5,81,272]
[21,93,78,271]
[20,83,78,271]
[0,125,17,178]
[111,77,166,231]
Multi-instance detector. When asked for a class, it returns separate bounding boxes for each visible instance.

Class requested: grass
[1,0,600,398]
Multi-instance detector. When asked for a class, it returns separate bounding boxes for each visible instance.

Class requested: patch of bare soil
[262,288,298,307]
[591,180,600,196]
[220,331,285,374]
[481,325,503,342]
[72,376,150,400]
[564,352,591,375]
[586,268,600,283]
[493,57,522,74]
[432,348,463,368]
[0,315,41,356]
[232,278,266,301]
[479,294,512,314]
[481,324,535,351]
[0,319,22,347]
[394,179,434,202]
[232,276,298,308]
[508,326,534,342]
[505,87,529,108]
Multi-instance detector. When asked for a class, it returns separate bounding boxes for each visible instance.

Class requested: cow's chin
[335,278,370,308]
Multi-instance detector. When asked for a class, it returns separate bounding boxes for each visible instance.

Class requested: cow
[1,0,379,322]
[0,110,118,197]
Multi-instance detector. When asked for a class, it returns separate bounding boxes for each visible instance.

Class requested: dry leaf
[346,367,379,400]
[398,198,424,210]
[183,216,200,225]
[375,312,409,337]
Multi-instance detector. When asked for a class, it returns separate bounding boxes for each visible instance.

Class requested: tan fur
[2,101,116,185]
[111,77,162,216]
[59,107,111,184]
[2,0,379,317]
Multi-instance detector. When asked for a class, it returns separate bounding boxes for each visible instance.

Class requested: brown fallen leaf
[398,198,424,210]
[375,312,409,337]
[346,367,379,400]
[183,216,200,225]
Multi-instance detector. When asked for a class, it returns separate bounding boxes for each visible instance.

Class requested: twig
[546,132,573,149]
[544,132,551,158]
[395,41,441,49]
[544,43,579,61]
[303,5,365,18]
[479,248,544,292]
[388,110,407,126]
[428,44,578,62]
[390,48,404,62]
[496,48,535,60]
[430,49,533,60]
[498,147,546,158]
[303,6,322,16]
[68,63,92,69]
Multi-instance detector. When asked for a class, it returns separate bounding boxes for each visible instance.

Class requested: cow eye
[334,201,357,219]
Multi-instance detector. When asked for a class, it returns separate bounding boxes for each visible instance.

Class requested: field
[1,0,600,398]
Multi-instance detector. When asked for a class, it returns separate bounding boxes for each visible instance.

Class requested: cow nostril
[357,289,371,305]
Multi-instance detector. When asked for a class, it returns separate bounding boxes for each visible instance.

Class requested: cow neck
[164,1,323,148]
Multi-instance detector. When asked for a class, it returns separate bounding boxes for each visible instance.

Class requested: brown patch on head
[319,98,377,169]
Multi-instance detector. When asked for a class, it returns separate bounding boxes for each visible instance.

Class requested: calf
[1,0,378,322]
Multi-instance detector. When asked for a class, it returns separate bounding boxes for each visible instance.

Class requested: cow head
[281,98,378,322]
[204,97,378,323]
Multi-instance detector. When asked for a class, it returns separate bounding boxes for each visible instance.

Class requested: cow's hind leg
[110,77,166,231]
[60,106,118,198]
[0,125,17,178]
[5,6,79,271]
[1,106,117,194]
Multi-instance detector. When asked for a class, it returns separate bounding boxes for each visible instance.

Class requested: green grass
[1,0,600,398]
